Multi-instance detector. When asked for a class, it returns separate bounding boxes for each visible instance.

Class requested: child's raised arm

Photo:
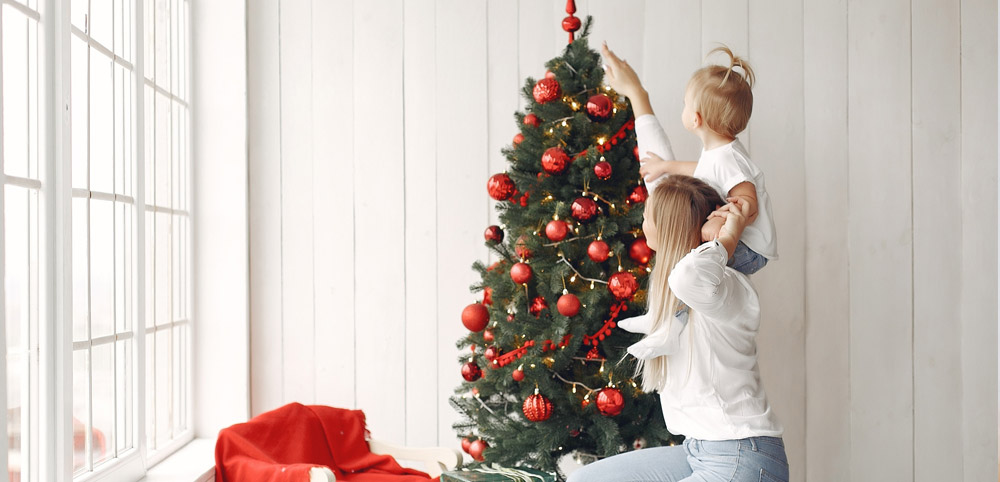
[600,42,653,117]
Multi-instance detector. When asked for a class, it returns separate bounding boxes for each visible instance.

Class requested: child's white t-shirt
[635,114,778,260]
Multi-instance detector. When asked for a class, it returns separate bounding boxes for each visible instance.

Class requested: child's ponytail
[707,45,755,89]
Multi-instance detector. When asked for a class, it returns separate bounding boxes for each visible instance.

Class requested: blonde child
[601,42,777,276]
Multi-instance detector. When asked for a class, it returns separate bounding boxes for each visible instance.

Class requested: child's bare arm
[600,43,654,117]
[701,216,725,242]
[727,182,759,225]
[639,152,697,184]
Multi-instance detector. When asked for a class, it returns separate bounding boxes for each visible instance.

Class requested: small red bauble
[629,238,654,265]
[483,286,493,306]
[587,240,611,263]
[529,296,548,317]
[586,93,613,122]
[484,346,501,362]
[628,185,649,204]
[633,146,640,160]
[512,369,525,381]
[594,161,612,180]
[484,225,504,243]
[462,303,489,332]
[515,235,533,260]
[545,69,556,79]
[596,387,625,416]
[532,78,561,104]
[461,437,472,453]
[510,262,533,284]
[608,272,639,301]
[571,197,598,222]
[541,147,571,175]
[507,313,516,322]
[513,133,525,145]
[557,293,581,317]
[483,329,494,343]
[522,393,554,422]
[545,220,569,242]
[581,398,591,408]
[462,361,483,382]
[523,113,541,127]
[468,439,488,462]
[487,173,516,201]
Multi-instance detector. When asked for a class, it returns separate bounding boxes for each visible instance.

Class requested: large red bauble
[483,346,501,362]
[510,262,533,284]
[541,147,571,175]
[532,78,561,104]
[529,296,548,317]
[522,393,554,422]
[628,185,649,204]
[557,293,581,317]
[462,361,482,382]
[597,388,625,416]
[512,368,525,381]
[545,220,569,242]
[461,437,472,454]
[513,133,524,145]
[594,161,612,180]
[608,272,639,301]
[484,225,504,243]
[629,238,654,265]
[487,173,516,201]
[571,197,598,222]
[586,93,613,122]
[588,240,611,263]
[523,113,541,127]
[468,440,488,462]
[461,303,489,332]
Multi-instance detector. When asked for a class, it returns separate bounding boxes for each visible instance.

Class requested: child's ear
[693,112,703,128]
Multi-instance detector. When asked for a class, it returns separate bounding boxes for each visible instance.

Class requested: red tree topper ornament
[529,296,548,317]
[484,225,504,243]
[557,293,581,317]
[629,238,653,265]
[513,133,524,145]
[462,361,482,382]
[532,78,561,104]
[510,262,533,284]
[468,439,488,462]
[545,220,569,242]
[562,0,581,43]
[571,197,598,221]
[462,303,489,332]
[628,185,649,204]
[523,393,554,422]
[608,272,639,301]
[588,239,611,262]
[594,161,612,180]
[487,173,516,201]
[586,93,613,122]
[597,387,625,416]
[541,147,570,174]
[523,113,541,127]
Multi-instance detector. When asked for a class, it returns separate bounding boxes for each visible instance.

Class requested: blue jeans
[566,437,789,482]
[728,241,768,275]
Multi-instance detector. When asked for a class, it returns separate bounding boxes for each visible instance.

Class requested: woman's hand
[639,152,673,183]
[600,42,645,101]
[709,197,752,257]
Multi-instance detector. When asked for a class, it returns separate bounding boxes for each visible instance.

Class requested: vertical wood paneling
[247,0,284,415]
[353,0,407,444]
[959,0,999,479]
[435,0,488,447]
[278,0,316,405]
[517,0,556,107]
[747,3,805,482]
[911,1,964,480]
[587,0,645,80]
[848,0,914,479]
[403,0,438,447]
[700,0,749,150]
[486,0,519,229]
[802,0,849,480]
[312,0,356,411]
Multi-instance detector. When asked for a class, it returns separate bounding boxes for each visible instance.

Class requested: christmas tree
[450,16,681,475]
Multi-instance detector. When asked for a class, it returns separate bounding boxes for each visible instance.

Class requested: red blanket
[215,403,436,482]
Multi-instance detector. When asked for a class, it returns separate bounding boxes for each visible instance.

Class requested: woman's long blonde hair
[636,175,724,392]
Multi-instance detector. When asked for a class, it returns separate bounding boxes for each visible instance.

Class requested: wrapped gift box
[441,467,556,482]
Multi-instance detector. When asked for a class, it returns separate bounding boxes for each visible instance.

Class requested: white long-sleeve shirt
[634,240,783,441]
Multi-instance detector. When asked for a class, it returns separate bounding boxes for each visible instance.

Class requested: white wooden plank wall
[245,1,997,480]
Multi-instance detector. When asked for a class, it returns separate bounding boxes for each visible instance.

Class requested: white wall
[245,1,998,481]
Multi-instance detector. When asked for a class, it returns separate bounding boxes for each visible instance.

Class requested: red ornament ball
[482,286,493,306]
[529,296,548,317]
[628,185,649,204]
[461,437,472,454]
[541,147,571,175]
[523,113,541,127]
[513,133,525,145]
[596,387,625,416]
[461,303,489,332]
[507,313,515,322]
[461,361,482,382]
[522,393,554,422]
[532,78,561,104]
[487,173,516,201]
[468,439,488,462]
[586,94,614,122]
[562,15,582,34]
[483,329,494,343]
[484,225,504,243]
[571,197,598,222]
[588,240,611,263]
[512,368,525,382]
[629,238,654,265]
[594,161,612,180]
[510,262,533,284]
[483,346,501,362]
[515,235,533,260]
[608,272,639,301]
[633,146,640,160]
[557,293,581,317]
[545,69,556,79]
[545,220,569,242]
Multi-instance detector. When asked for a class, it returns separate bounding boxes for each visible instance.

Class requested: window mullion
[133,0,148,468]
[1,2,9,480]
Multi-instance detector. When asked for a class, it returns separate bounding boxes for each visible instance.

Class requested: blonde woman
[566,176,787,482]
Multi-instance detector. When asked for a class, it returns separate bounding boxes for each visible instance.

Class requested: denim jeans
[728,240,768,275]
[566,436,789,482]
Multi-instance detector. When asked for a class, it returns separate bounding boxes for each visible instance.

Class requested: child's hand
[710,197,752,245]
[639,152,672,183]
[600,42,645,100]
[701,216,724,242]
